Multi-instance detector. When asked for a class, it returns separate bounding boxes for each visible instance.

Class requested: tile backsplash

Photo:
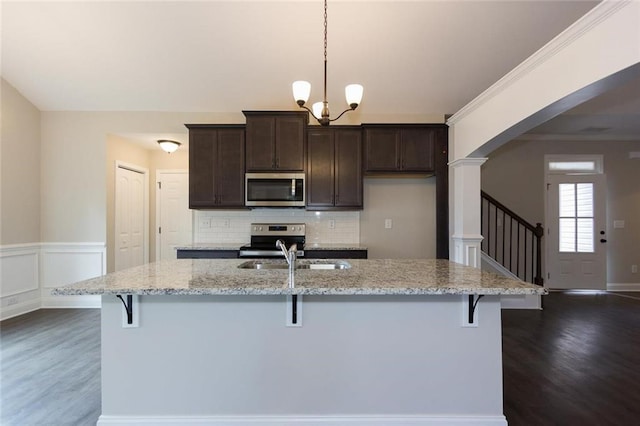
[194,209,360,245]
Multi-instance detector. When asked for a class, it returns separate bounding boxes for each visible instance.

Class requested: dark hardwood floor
[503,291,640,425]
[0,309,101,426]
[1,293,638,425]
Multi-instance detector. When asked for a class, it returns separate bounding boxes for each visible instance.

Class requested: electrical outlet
[7,296,19,306]
[632,265,638,274]
[385,219,393,229]
[222,219,230,228]
[329,219,335,229]
[199,218,211,229]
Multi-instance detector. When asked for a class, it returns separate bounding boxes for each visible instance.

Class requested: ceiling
[5,0,636,149]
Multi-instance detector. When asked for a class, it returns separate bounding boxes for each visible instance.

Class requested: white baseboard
[97,415,507,426]
[607,283,640,292]
[481,252,520,281]
[501,294,542,310]
[0,299,41,321]
[41,294,101,308]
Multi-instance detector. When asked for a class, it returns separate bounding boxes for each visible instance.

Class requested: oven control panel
[251,223,306,237]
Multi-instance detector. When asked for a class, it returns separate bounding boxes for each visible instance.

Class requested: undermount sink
[237,260,351,270]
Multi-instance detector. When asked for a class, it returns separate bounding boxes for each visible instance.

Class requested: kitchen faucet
[276,240,297,288]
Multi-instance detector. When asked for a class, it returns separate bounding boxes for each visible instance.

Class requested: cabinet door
[334,129,362,208]
[189,129,217,208]
[306,130,335,207]
[245,116,275,171]
[401,128,435,172]
[275,115,306,171]
[363,128,400,172]
[216,129,245,207]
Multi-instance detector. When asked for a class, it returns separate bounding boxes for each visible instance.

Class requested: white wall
[360,177,437,259]
[40,111,237,244]
[1,79,41,245]
[1,79,42,317]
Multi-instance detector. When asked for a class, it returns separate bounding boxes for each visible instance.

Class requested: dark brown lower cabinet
[305,250,367,259]
[176,250,239,259]
[307,127,362,210]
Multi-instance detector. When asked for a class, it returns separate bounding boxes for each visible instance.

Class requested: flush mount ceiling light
[292,0,363,126]
[157,139,181,154]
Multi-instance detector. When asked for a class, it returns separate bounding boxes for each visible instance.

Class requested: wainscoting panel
[41,242,106,308]
[0,244,41,320]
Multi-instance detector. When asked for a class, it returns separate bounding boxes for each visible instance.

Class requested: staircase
[481,191,544,285]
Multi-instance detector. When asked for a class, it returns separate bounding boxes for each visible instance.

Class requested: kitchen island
[53,259,545,426]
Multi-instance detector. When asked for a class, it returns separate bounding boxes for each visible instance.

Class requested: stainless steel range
[239,223,305,258]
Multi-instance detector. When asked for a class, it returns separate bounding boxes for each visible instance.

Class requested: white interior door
[546,174,607,289]
[115,165,146,271]
[157,171,192,260]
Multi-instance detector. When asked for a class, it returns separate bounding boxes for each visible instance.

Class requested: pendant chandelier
[292,0,363,126]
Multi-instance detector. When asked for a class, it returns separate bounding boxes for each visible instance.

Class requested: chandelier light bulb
[345,84,364,109]
[292,81,311,106]
[312,102,324,120]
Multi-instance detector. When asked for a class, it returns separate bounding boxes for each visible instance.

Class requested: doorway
[156,170,192,260]
[115,162,149,271]
[545,156,607,289]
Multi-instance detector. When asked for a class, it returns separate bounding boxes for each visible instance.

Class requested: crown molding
[447,0,632,126]
[515,133,640,142]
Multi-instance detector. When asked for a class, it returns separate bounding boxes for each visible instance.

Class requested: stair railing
[481,191,544,285]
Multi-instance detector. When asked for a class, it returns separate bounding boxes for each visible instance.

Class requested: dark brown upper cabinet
[244,111,308,172]
[363,125,436,174]
[186,125,246,209]
[307,127,362,210]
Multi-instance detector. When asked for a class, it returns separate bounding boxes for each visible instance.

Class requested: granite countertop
[175,243,245,250]
[304,244,367,251]
[52,259,546,297]
[176,244,367,251]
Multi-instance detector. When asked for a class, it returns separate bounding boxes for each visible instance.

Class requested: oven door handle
[239,250,305,258]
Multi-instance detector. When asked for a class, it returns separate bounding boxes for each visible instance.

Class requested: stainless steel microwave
[245,173,305,207]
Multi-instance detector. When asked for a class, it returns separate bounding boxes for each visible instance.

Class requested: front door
[546,174,607,289]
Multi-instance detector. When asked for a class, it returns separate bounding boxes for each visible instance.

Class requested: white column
[449,158,487,268]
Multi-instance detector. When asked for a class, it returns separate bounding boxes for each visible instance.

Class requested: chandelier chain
[291,0,362,126]
[323,0,328,62]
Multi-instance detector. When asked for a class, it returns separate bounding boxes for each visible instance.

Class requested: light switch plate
[385,219,393,229]
[614,220,625,229]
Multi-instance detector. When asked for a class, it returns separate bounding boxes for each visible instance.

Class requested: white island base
[98,294,507,426]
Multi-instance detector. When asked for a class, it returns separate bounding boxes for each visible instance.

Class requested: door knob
[600,239,607,243]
